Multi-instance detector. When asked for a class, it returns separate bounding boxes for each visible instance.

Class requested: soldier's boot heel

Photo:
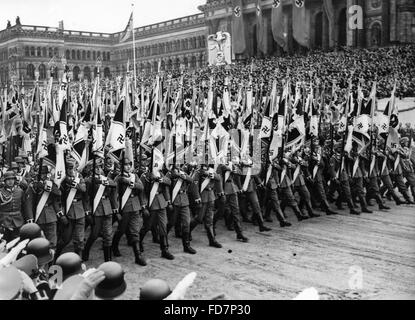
[293,205,309,222]
[206,226,222,248]
[103,246,112,262]
[81,238,95,262]
[274,207,291,227]
[375,195,390,210]
[182,233,197,254]
[306,202,320,218]
[111,232,122,257]
[233,222,249,242]
[132,243,147,266]
[359,196,373,213]
[160,236,175,260]
[348,200,361,215]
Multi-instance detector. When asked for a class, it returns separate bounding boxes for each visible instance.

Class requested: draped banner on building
[271,0,287,51]
[323,0,335,48]
[256,0,266,54]
[231,0,246,54]
[292,0,310,48]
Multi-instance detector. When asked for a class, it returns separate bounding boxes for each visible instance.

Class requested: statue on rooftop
[16,16,21,25]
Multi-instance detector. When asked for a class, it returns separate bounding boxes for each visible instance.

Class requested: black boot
[359,196,373,213]
[322,200,338,215]
[392,193,404,205]
[132,243,147,266]
[206,226,222,248]
[257,214,272,232]
[103,246,112,262]
[375,195,390,210]
[292,205,309,221]
[160,236,175,260]
[305,202,320,218]
[348,200,361,215]
[274,206,291,227]
[182,233,197,254]
[82,238,95,262]
[111,232,122,257]
[234,223,249,242]
[152,229,160,244]
[139,231,145,253]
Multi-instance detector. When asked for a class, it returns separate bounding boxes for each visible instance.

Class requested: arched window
[25,47,29,56]
[49,48,53,58]
[160,60,165,71]
[66,50,70,59]
[370,22,382,46]
[30,47,35,56]
[174,58,180,70]
[190,56,196,69]
[73,66,80,81]
[167,59,172,71]
[71,50,76,60]
[42,47,47,57]
[39,64,46,80]
[183,56,188,69]
[87,51,91,60]
[37,47,41,56]
[107,52,110,61]
[83,66,91,81]
[77,50,81,60]
[26,64,35,80]
[82,50,86,60]
[53,48,58,57]
[93,51,96,60]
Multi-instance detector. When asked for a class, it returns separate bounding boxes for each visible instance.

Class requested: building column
[322,10,329,50]
[389,0,397,42]
[287,6,294,54]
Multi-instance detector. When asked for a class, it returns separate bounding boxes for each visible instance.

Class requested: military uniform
[56,166,87,257]
[389,147,414,203]
[26,167,63,249]
[377,148,404,205]
[166,167,197,253]
[0,171,29,242]
[139,170,175,260]
[347,152,372,213]
[190,166,223,247]
[83,165,118,262]
[400,144,415,200]
[216,163,249,240]
[112,161,147,265]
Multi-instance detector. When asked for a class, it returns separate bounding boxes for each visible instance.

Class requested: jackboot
[274,206,291,227]
[81,238,95,262]
[206,226,222,248]
[160,236,175,260]
[182,232,197,254]
[392,192,404,205]
[264,205,273,223]
[234,223,249,242]
[111,232,122,257]
[305,202,320,218]
[103,246,112,262]
[348,200,361,215]
[375,195,390,210]
[132,242,147,266]
[256,213,271,232]
[292,205,309,221]
[322,200,338,215]
[359,196,373,213]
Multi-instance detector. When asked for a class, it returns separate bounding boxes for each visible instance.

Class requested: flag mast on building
[131,3,137,90]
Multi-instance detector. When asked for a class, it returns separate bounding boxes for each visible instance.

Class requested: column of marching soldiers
[1,65,415,268]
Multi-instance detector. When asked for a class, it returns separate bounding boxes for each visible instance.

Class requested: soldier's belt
[205,187,213,191]
[102,196,107,200]
[178,190,186,194]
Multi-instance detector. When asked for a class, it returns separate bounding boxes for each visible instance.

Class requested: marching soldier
[166,165,197,253]
[377,138,405,205]
[216,159,250,241]
[278,155,310,221]
[400,137,415,201]
[190,164,223,248]
[139,167,175,260]
[26,165,63,249]
[308,144,338,215]
[329,142,360,215]
[237,159,272,232]
[290,150,320,218]
[348,144,373,213]
[262,158,292,227]
[56,160,87,258]
[388,142,414,204]
[0,171,29,242]
[83,158,117,262]
[364,146,391,210]
[10,161,28,191]
[112,158,147,266]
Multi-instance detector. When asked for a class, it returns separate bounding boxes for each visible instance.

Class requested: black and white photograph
[0,0,415,304]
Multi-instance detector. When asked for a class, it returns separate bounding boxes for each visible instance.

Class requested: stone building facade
[200,0,415,57]
[0,0,414,85]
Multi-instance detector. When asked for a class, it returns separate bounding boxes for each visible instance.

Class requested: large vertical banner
[256,0,266,54]
[231,0,246,54]
[292,0,310,48]
[323,0,335,47]
[271,0,287,51]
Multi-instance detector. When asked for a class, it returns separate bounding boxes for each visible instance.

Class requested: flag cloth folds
[323,0,335,47]
[231,0,246,54]
[271,0,287,51]
[105,99,126,162]
[292,0,310,48]
[120,12,133,43]
[256,0,266,54]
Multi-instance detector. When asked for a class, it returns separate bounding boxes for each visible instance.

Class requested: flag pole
[131,3,137,93]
